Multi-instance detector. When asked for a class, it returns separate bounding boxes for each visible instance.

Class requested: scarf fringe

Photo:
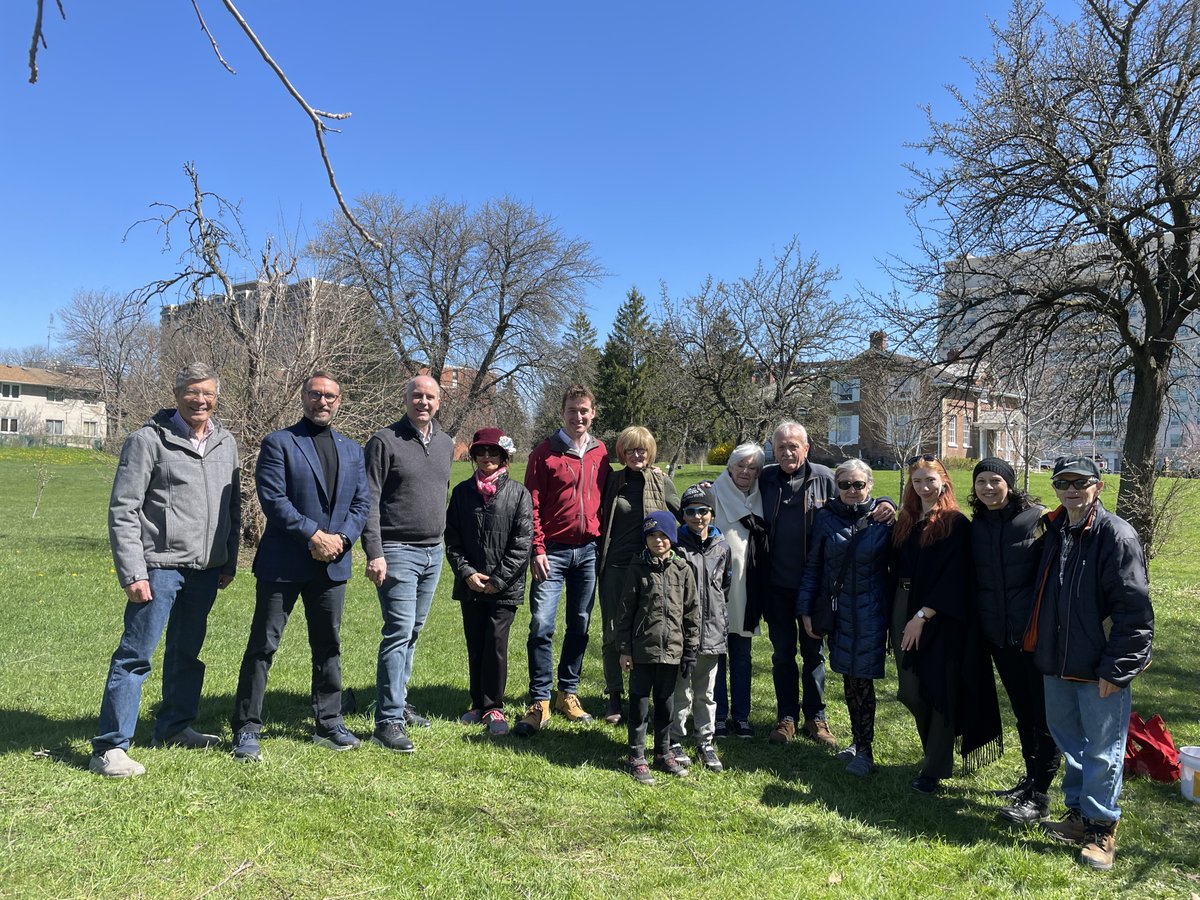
[959,733,1004,776]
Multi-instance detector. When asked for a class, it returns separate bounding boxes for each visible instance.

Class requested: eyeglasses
[474,447,505,458]
[624,447,649,456]
[837,481,868,491]
[305,390,340,402]
[1052,477,1098,491]
[906,454,939,466]
[683,506,712,517]
[181,389,217,401]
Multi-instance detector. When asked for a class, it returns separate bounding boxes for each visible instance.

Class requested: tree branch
[27,0,65,84]
[191,0,236,74]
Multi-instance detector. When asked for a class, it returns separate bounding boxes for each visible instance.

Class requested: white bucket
[1182,746,1200,804]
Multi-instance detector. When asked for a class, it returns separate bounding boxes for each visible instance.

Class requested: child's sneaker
[626,756,655,785]
[482,709,509,736]
[669,742,691,769]
[697,743,724,773]
[653,753,689,778]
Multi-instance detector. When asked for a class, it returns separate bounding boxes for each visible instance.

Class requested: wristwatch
[915,609,927,620]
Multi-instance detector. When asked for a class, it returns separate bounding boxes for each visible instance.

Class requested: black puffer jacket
[796,497,892,679]
[676,526,732,656]
[972,502,1044,647]
[1025,501,1153,686]
[615,551,699,664]
[444,473,533,607]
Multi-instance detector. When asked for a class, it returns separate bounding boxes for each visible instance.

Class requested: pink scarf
[474,467,507,503]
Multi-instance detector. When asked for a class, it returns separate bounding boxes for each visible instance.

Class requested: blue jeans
[714,632,753,723]
[93,567,221,753]
[527,541,596,701]
[1043,675,1132,822]
[375,542,442,726]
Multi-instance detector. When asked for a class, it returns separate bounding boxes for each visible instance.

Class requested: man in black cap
[1025,455,1153,871]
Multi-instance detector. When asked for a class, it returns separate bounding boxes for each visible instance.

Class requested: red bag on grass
[1124,712,1181,782]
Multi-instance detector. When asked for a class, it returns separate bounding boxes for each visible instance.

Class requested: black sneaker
[403,704,431,728]
[371,721,415,753]
[992,775,1032,800]
[231,730,262,762]
[626,756,655,785]
[698,743,724,773]
[714,719,728,739]
[669,743,691,769]
[312,724,361,751]
[731,719,754,740]
[653,753,689,778]
[999,790,1050,824]
[911,773,940,794]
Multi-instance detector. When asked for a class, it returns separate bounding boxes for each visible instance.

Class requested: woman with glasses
[891,455,1002,793]
[596,426,680,725]
[710,442,767,739]
[969,458,1059,823]
[444,428,533,736]
[796,459,892,776]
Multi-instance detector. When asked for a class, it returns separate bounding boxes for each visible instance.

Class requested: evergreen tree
[532,311,601,439]
[595,287,654,437]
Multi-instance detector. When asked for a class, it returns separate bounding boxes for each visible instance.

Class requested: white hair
[834,458,874,484]
[727,442,765,469]
[773,420,808,444]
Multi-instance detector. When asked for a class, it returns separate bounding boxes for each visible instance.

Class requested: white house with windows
[0,364,107,447]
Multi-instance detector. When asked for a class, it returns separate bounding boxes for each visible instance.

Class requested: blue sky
[1,1,1073,353]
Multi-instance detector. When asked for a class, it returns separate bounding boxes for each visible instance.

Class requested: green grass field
[0,447,1196,898]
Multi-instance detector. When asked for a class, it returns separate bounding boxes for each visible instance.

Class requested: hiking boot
[769,717,796,745]
[482,709,509,737]
[714,719,728,739]
[669,743,691,769]
[152,726,221,749]
[313,724,361,751]
[835,743,857,763]
[999,790,1050,824]
[731,719,754,740]
[653,753,689,778]
[554,691,593,723]
[403,704,431,728]
[1041,808,1087,845]
[459,708,483,725]
[603,693,624,726]
[231,730,262,762]
[371,721,414,753]
[1079,819,1118,871]
[514,700,551,737]
[992,774,1033,800]
[802,718,839,749]
[911,774,940,794]
[698,743,724,773]
[846,748,875,777]
[626,756,655,785]
[89,748,145,778]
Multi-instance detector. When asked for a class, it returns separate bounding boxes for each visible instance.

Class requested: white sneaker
[151,726,221,749]
[89,748,146,778]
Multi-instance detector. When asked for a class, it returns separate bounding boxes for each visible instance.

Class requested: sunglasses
[683,506,712,517]
[906,453,939,466]
[474,447,505,458]
[837,480,868,491]
[1052,477,1098,491]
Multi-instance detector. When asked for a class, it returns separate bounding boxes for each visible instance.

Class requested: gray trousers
[669,653,720,746]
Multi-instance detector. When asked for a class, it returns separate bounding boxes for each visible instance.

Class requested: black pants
[844,676,877,752]
[231,575,347,735]
[991,643,1061,792]
[461,600,516,713]
[765,604,826,723]
[627,662,678,760]
[892,589,956,779]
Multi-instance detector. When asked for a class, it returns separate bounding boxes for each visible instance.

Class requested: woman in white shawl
[711,442,765,739]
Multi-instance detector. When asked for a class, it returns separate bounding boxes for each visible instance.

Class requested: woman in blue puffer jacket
[796,459,892,776]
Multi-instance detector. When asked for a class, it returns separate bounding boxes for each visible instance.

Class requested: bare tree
[889,0,1200,544]
[314,194,603,438]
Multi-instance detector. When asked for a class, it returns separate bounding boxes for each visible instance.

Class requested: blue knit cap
[641,510,677,544]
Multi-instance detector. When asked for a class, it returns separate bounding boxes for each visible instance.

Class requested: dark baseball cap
[1052,455,1101,479]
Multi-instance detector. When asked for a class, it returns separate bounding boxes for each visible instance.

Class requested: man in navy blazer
[230,372,370,760]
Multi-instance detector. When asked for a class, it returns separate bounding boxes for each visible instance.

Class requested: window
[963,415,972,447]
[947,414,958,447]
[47,387,65,403]
[84,421,99,437]
[888,414,917,446]
[895,377,918,400]
[831,378,860,404]
[0,418,18,433]
[0,383,19,399]
[828,414,859,446]
[45,419,64,435]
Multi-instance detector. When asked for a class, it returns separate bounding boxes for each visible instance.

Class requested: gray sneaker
[312,725,361,751]
[152,726,221,749]
[669,743,692,769]
[89,748,146,778]
[232,730,262,762]
[845,749,875,777]
[698,743,724,773]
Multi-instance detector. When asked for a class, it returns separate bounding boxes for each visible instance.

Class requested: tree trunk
[1115,348,1170,547]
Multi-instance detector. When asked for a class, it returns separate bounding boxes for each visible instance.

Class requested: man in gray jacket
[90,363,241,777]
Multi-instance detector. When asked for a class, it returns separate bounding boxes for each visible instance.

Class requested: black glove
[680,657,696,680]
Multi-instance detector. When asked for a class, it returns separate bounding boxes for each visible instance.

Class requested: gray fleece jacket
[108,409,241,586]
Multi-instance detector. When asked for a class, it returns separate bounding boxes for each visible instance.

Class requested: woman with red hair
[890,455,1001,794]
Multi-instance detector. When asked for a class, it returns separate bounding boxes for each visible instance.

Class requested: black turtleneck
[299,416,338,504]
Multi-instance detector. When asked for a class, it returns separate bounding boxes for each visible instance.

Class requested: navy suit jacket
[252,420,370,583]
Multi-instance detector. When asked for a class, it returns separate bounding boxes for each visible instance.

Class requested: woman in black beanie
[969,457,1060,823]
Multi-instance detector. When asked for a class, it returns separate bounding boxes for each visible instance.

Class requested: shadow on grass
[0,532,109,554]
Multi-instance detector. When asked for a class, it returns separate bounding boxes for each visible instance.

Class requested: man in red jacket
[515,385,612,735]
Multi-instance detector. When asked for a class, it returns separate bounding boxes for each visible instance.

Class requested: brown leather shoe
[802,718,839,749]
[1079,820,1118,871]
[514,700,550,737]
[768,717,796,745]
[1041,808,1087,845]
[554,691,593,723]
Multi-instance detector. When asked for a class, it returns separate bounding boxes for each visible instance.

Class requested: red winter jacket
[524,431,611,555]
